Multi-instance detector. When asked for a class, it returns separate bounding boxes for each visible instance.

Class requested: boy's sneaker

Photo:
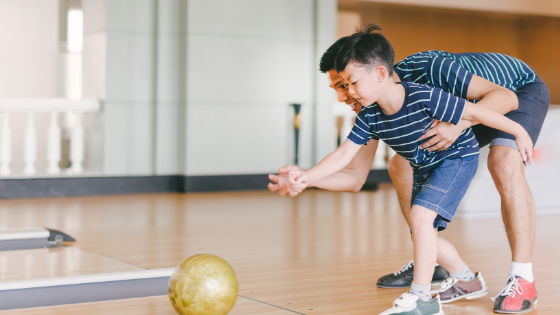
[377,260,450,288]
[492,276,537,313]
[437,272,488,303]
[379,292,444,315]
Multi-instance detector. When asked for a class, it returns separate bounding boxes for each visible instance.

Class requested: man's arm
[466,75,518,114]
[420,75,518,151]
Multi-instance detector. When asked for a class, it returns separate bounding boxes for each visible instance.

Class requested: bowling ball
[169,254,238,315]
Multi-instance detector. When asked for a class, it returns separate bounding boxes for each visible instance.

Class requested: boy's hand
[515,130,533,165]
[268,165,307,197]
[287,170,310,193]
[268,173,299,197]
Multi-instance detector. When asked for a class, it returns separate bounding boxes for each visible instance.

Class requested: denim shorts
[411,155,479,231]
[471,76,550,150]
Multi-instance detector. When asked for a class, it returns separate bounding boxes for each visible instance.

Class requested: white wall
[100,0,337,176]
[184,0,335,175]
[0,0,62,98]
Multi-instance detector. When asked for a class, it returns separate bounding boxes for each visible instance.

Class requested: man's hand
[268,165,306,197]
[419,119,472,152]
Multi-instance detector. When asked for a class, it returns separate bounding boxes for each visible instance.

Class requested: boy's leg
[377,155,450,289]
[379,205,445,315]
[410,205,438,287]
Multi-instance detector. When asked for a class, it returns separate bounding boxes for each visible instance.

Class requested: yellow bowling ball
[169,254,238,315]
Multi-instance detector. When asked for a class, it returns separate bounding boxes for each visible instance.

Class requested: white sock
[510,262,534,283]
[450,262,476,281]
[410,282,432,302]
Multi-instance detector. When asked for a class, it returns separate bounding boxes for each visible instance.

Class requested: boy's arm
[268,140,378,196]
[309,139,377,192]
[420,75,518,152]
[462,102,533,163]
[288,140,363,190]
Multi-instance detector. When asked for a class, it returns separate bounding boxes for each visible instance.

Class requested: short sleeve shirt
[347,82,479,174]
[394,51,537,103]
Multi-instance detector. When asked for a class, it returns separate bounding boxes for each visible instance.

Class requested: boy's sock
[410,282,432,302]
[509,262,534,283]
[450,262,476,281]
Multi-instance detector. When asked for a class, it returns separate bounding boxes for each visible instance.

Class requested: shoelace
[491,277,523,301]
[393,260,414,276]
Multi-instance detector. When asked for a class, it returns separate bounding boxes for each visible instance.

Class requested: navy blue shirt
[394,51,537,103]
[347,82,479,174]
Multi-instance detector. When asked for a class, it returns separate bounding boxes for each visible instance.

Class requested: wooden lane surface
[0,246,145,281]
[2,295,297,315]
[0,186,558,314]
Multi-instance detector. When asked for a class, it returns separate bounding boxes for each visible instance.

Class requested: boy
[286,25,533,315]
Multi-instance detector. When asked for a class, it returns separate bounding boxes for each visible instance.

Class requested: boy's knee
[409,207,436,231]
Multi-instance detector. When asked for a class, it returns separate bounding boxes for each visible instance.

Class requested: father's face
[326,69,362,114]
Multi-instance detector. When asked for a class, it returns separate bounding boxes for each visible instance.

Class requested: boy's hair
[334,23,395,76]
[319,36,349,73]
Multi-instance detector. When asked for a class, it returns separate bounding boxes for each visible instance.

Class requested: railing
[334,102,395,169]
[0,98,100,176]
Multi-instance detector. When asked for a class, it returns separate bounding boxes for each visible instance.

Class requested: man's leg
[487,145,535,264]
[388,154,413,226]
[488,145,539,313]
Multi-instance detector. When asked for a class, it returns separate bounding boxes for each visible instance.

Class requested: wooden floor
[0,185,558,314]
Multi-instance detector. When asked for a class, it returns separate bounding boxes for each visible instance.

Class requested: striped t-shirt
[394,51,537,102]
[347,82,479,174]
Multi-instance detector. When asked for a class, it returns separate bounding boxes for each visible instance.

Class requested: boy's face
[340,62,383,107]
[326,69,362,114]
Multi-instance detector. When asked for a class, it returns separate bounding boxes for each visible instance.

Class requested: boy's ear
[375,65,387,82]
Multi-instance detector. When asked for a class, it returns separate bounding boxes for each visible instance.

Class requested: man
[269,33,549,313]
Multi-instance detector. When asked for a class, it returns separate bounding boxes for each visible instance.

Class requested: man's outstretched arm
[268,139,378,196]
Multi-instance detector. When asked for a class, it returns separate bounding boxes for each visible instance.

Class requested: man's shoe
[377,260,450,288]
[379,292,444,315]
[437,272,488,303]
[492,276,537,313]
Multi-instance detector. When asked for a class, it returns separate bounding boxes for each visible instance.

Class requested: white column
[0,112,11,175]
[70,112,84,173]
[47,112,61,174]
[23,112,37,175]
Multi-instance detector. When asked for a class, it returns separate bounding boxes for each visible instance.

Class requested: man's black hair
[334,23,395,76]
[319,36,349,73]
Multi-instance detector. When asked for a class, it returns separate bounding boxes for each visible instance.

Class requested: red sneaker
[492,276,537,313]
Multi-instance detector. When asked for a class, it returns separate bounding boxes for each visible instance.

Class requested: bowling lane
[0,246,146,281]
[0,295,300,315]
[1,189,560,314]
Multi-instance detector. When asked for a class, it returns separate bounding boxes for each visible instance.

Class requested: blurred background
[0,0,558,213]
